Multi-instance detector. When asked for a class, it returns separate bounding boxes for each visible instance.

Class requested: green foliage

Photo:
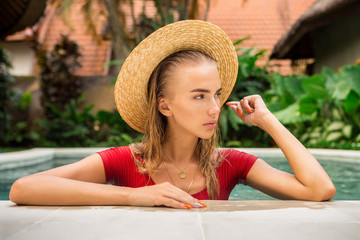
[38,94,96,147]
[295,65,360,145]
[4,121,40,146]
[36,94,138,147]
[3,35,360,150]
[37,34,82,120]
[262,64,360,148]
[218,37,360,149]
[220,39,273,147]
[0,46,34,146]
[0,46,15,143]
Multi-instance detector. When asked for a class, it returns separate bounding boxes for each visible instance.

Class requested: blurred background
[1,0,360,151]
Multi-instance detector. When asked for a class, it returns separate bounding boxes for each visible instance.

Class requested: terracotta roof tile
[6,2,111,76]
[206,0,316,74]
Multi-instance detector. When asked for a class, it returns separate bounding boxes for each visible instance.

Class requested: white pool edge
[0,147,359,170]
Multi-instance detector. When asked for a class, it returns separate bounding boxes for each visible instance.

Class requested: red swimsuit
[98,146,257,200]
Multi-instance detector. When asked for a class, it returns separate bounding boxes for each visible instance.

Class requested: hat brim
[115,20,238,133]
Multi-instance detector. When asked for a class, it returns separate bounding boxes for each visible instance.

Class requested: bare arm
[227,95,336,201]
[9,153,200,208]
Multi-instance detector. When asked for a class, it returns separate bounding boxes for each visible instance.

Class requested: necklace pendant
[179,171,186,179]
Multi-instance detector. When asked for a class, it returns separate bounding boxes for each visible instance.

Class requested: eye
[194,94,204,100]
[215,92,222,98]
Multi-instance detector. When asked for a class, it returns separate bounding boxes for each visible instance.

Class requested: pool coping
[1,200,359,239]
[0,147,359,170]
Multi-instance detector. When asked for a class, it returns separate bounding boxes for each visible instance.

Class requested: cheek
[171,99,202,121]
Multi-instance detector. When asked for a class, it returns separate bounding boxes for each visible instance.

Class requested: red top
[97,146,257,200]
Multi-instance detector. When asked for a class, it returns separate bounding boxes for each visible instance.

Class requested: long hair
[131,50,224,199]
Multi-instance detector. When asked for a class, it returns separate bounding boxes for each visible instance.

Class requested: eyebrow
[190,87,222,93]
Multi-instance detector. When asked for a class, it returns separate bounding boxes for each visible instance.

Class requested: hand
[128,182,205,209]
[226,94,273,128]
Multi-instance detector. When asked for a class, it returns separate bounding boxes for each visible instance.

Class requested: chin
[198,131,215,140]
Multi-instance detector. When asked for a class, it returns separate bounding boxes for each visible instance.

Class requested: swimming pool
[1,148,359,200]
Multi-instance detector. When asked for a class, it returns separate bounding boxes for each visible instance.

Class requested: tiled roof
[206,0,316,74]
[6,0,316,76]
[6,2,111,76]
[207,0,315,49]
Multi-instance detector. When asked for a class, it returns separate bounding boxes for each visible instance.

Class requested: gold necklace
[164,152,193,179]
[163,161,197,193]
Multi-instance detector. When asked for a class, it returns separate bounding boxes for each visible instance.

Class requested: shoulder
[97,146,133,161]
[219,148,258,162]
[217,148,259,184]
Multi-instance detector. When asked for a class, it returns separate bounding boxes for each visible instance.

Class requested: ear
[158,97,172,117]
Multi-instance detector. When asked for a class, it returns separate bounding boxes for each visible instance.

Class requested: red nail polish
[184,204,192,209]
[238,109,243,116]
[246,107,253,113]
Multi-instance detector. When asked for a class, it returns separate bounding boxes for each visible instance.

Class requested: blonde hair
[131,50,224,199]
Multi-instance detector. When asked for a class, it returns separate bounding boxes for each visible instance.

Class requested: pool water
[230,158,360,200]
[1,157,359,200]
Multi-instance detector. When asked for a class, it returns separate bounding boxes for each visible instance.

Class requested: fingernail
[246,107,253,113]
[226,102,230,105]
[194,202,204,208]
[184,204,192,209]
[198,200,207,208]
[237,109,243,116]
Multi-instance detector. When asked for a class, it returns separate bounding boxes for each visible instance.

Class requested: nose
[208,97,220,118]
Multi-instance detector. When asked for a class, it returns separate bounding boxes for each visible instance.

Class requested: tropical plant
[36,93,138,147]
[94,109,139,146]
[219,36,360,149]
[219,39,273,147]
[37,34,82,120]
[297,65,360,145]
[263,64,360,149]
[37,94,95,147]
[0,47,34,146]
[0,46,15,144]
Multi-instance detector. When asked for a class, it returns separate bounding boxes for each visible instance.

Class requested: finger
[159,182,200,208]
[226,102,243,117]
[241,97,253,113]
[159,197,190,209]
[164,186,200,208]
[226,101,238,106]
[237,101,244,116]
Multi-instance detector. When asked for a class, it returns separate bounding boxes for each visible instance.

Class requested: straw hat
[115,20,238,133]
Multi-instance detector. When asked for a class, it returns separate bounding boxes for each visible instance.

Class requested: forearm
[9,175,132,206]
[259,113,335,199]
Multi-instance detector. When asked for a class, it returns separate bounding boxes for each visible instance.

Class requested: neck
[162,128,198,165]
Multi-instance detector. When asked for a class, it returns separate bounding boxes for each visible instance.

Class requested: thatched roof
[0,0,47,39]
[270,0,360,59]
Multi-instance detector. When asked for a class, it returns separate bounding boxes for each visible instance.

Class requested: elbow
[311,183,336,202]
[9,177,29,204]
[322,184,336,201]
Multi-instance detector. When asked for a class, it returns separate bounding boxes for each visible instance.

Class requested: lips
[204,120,218,128]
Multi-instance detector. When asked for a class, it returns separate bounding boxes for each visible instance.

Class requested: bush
[36,94,139,147]
[37,34,82,120]
[220,39,274,147]
[0,46,36,147]
[262,65,360,149]
[219,39,360,150]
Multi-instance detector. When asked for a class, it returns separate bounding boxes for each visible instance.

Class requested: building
[271,0,360,73]
[2,0,316,119]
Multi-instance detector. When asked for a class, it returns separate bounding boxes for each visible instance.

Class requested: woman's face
[161,61,222,139]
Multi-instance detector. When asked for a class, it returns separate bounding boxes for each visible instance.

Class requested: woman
[9,20,335,209]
